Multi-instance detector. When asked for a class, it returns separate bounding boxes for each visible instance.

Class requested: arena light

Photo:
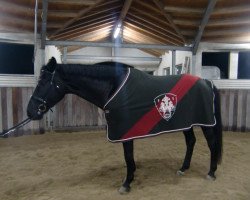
[113,24,122,39]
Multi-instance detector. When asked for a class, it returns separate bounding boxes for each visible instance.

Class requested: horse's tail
[213,85,223,164]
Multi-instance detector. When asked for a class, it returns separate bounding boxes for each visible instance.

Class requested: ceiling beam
[214,4,250,14]
[192,0,218,55]
[51,16,116,40]
[128,9,183,40]
[113,0,133,38]
[54,23,113,41]
[124,22,182,46]
[43,10,78,18]
[0,1,33,12]
[48,0,98,6]
[0,2,84,21]
[164,5,250,15]
[73,30,111,42]
[164,6,203,14]
[164,4,250,15]
[123,26,172,45]
[75,0,120,21]
[0,14,34,28]
[208,16,250,26]
[204,27,250,36]
[0,24,32,34]
[173,19,200,26]
[51,0,105,36]
[135,0,161,13]
[174,16,250,27]
[202,34,250,43]
[50,10,119,38]
[118,0,133,22]
[125,17,183,44]
[153,0,186,43]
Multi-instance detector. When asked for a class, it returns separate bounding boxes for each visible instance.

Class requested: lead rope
[0,118,31,138]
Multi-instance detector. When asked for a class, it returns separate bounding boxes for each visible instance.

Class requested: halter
[31,95,48,115]
[31,70,55,115]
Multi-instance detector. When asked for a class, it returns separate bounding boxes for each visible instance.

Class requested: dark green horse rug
[104,68,216,142]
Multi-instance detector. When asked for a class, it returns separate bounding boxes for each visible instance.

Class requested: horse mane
[95,61,134,68]
[55,61,131,78]
[42,57,133,77]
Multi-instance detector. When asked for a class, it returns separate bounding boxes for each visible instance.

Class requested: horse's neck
[57,63,129,108]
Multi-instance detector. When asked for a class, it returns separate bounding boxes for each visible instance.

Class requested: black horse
[27,57,223,194]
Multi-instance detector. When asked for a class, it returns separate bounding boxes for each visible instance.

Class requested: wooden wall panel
[0,88,8,131]
[0,87,46,136]
[51,89,250,132]
[0,87,249,136]
[246,92,250,131]
[219,89,250,131]
[0,89,2,131]
[52,94,105,129]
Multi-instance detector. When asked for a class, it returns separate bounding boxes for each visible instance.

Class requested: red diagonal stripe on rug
[122,74,200,140]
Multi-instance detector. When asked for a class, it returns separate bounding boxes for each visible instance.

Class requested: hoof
[177,170,185,176]
[206,174,216,181]
[118,186,130,194]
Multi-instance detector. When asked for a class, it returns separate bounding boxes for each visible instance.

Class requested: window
[238,51,250,79]
[0,42,34,74]
[202,52,229,79]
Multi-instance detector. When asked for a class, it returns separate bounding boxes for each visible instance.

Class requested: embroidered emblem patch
[154,93,177,121]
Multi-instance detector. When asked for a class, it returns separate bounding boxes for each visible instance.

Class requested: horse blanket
[104,68,216,142]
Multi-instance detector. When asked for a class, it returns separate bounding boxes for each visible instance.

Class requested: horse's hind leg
[177,128,196,176]
[119,140,136,194]
[202,126,217,180]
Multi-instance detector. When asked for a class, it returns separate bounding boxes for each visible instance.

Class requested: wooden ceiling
[0,0,249,56]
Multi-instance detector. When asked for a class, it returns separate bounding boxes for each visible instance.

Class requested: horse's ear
[46,57,57,72]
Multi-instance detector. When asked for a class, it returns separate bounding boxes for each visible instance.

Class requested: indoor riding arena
[0,1,250,200]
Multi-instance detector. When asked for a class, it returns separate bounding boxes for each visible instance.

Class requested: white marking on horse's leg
[118,186,130,194]
[206,174,216,181]
[176,170,185,176]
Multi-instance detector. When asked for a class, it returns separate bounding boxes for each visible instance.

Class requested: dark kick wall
[0,43,34,74]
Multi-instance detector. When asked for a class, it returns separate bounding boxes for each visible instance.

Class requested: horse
[27,57,223,194]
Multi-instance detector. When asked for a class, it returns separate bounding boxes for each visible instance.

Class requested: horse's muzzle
[27,104,44,120]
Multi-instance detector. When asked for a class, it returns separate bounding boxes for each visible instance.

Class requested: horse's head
[27,57,66,120]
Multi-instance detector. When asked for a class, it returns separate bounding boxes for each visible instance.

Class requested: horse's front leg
[119,140,136,194]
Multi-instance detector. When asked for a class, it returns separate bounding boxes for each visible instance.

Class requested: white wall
[34,39,61,78]
[66,47,161,71]
[45,45,62,64]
